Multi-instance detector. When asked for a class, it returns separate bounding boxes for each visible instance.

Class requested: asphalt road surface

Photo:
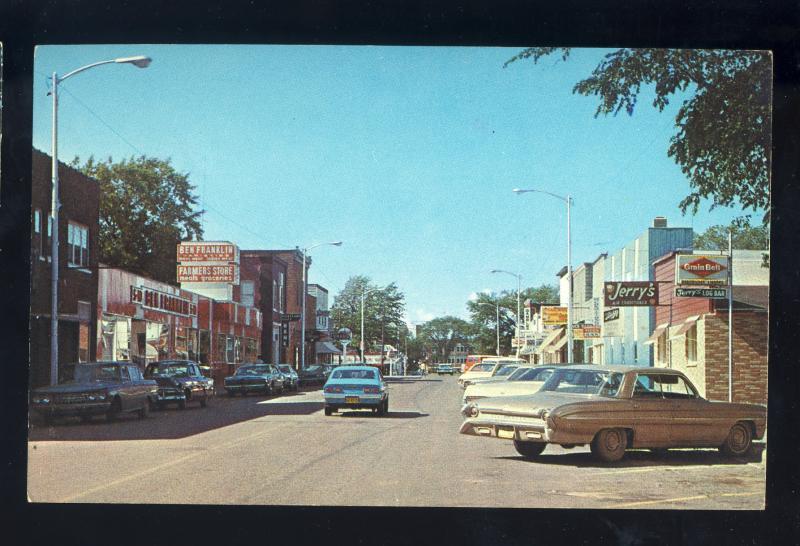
[28,375,766,508]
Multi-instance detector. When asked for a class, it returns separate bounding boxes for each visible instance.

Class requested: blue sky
[32,45,747,323]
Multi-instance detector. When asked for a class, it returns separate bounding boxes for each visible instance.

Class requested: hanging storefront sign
[130,286,197,317]
[542,306,568,325]
[604,281,658,307]
[574,325,601,340]
[177,263,239,283]
[676,254,729,285]
[177,241,237,262]
[603,307,621,338]
[281,321,290,348]
[676,287,728,299]
[281,313,302,322]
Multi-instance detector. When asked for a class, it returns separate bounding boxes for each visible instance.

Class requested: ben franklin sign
[604,281,658,307]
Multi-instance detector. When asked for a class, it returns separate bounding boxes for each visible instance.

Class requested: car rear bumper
[324,393,385,408]
[225,383,269,392]
[33,402,112,417]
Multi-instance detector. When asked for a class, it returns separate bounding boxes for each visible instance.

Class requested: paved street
[28,376,765,508]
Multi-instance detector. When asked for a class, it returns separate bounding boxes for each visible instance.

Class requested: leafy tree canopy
[330,276,406,353]
[416,316,477,363]
[505,48,771,221]
[72,155,203,284]
[694,217,770,252]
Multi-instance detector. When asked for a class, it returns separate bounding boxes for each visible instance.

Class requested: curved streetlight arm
[58,56,151,84]
[513,187,572,205]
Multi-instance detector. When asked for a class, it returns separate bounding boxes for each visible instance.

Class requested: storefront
[97,267,201,368]
[196,298,262,386]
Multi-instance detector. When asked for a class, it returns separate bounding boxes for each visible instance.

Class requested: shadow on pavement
[28,392,325,442]
[336,410,429,419]
[385,378,442,383]
[492,445,765,467]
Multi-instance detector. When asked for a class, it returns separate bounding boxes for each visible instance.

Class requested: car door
[624,373,676,447]
[118,365,133,411]
[129,365,151,409]
[663,374,725,447]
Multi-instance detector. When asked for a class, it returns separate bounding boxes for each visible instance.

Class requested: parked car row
[459,363,767,463]
[31,360,316,425]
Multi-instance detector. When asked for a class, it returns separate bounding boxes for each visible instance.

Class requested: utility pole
[728,228,734,402]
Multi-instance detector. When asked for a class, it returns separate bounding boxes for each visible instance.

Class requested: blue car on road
[322,365,389,416]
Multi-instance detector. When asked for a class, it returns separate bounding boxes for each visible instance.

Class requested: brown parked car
[460,365,767,462]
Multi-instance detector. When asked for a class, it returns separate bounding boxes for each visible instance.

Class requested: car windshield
[331,369,376,380]
[540,369,608,394]
[511,367,553,382]
[236,365,269,376]
[598,372,625,397]
[470,362,495,372]
[146,362,190,377]
[492,364,519,376]
[73,364,121,383]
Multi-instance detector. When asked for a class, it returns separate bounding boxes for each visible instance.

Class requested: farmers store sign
[177,264,238,283]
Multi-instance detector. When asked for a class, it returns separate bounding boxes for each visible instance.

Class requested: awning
[536,327,564,353]
[669,315,700,340]
[643,323,669,346]
[547,335,568,353]
[315,341,341,355]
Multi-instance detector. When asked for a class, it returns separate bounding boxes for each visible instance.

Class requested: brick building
[649,250,768,405]
[241,249,309,368]
[29,149,99,387]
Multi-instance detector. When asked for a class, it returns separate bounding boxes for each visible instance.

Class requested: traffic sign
[675,287,728,299]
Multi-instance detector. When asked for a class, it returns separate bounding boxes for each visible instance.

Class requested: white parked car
[457,358,525,388]
[463,366,557,404]
[460,363,521,388]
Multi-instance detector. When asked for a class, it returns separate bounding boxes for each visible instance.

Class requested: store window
[198,330,210,364]
[45,216,53,260]
[241,281,254,307]
[187,329,198,361]
[279,272,285,312]
[226,335,235,363]
[657,332,667,365]
[32,208,42,257]
[215,333,227,362]
[175,326,189,359]
[686,324,698,363]
[67,222,89,267]
[235,337,243,363]
[273,280,278,312]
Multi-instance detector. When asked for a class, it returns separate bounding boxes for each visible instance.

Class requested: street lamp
[360,286,386,360]
[301,241,342,370]
[476,301,501,356]
[491,269,522,356]
[48,55,151,386]
[513,188,574,363]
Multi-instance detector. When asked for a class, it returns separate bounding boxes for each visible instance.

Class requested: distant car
[323,365,389,416]
[31,361,157,424]
[224,363,284,396]
[436,364,454,375]
[460,366,767,462]
[144,360,213,409]
[298,365,327,386]
[463,366,556,404]
[457,358,526,388]
[461,363,521,388]
[277,364,300,392]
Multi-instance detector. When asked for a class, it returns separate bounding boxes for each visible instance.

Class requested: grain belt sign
[541,306,567,326]
[676,254,729,285]
[604,281,658,307]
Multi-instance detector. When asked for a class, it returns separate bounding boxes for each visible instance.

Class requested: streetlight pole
[300,241,342,370]
[48,55,151,386]
[360,286,385,360]
[513,188,573,363]
[491,269,522,356]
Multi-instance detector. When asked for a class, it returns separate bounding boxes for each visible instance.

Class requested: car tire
[719,422,753,457]
[177,398,187,410]
[106,397,122,422]
[138,400,150,419]
[591,428,628,462]
[324,406,333,416]
[377,398,388,417]
[513,440,546,459]
[200,394,208,408]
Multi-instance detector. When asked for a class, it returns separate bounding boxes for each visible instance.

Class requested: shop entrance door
[272,325,280,363]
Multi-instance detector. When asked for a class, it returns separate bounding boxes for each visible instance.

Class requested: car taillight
[363,386,380,394]
[324,385,343,393]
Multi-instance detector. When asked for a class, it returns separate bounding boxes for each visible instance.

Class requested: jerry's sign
[604,281,658,307]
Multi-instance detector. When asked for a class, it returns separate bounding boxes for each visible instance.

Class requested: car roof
[332,365,379,370]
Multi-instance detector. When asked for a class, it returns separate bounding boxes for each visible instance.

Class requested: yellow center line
[719,491,762,498]
[610,495,709,508]
[57,427,278,503]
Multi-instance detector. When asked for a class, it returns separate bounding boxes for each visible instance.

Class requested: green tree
[694,217,770,251]
[467,285,559,355]
[505,48,771,221]
[330,276,406,355]
[72,155,203,284]
[416,316,476,363]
